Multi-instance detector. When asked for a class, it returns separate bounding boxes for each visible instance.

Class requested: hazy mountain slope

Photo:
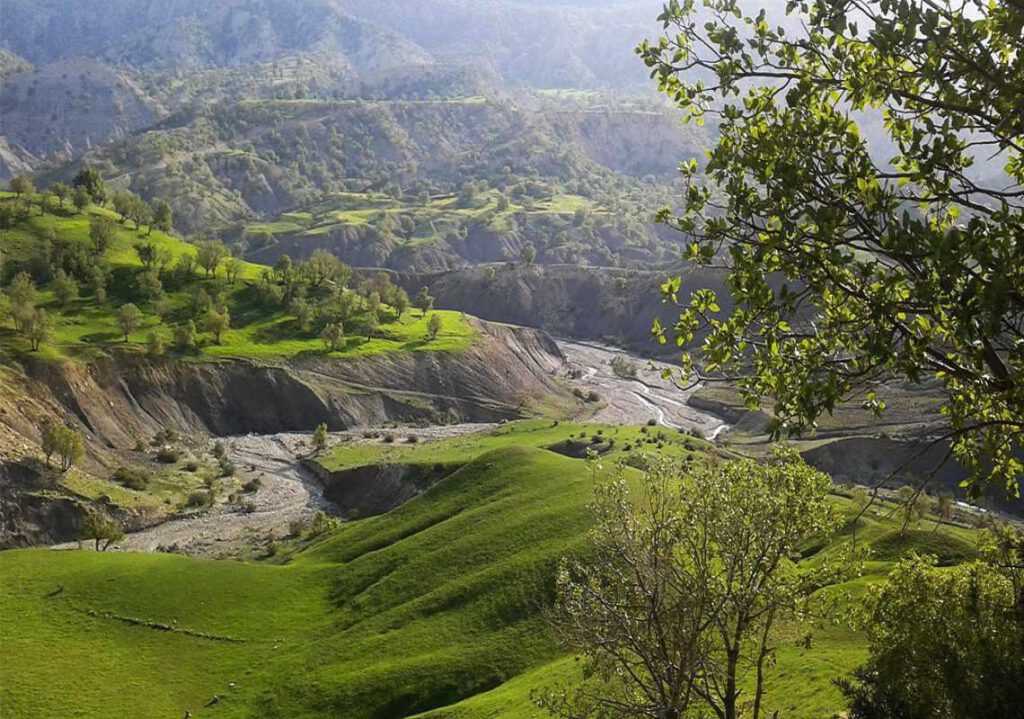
[340,0,665,88]
[0,0,664,89]
[44,97,698,234]
[0,0,434,73]
[0,59,159,164]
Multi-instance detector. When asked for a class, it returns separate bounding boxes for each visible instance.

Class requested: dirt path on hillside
[557,340,729,440]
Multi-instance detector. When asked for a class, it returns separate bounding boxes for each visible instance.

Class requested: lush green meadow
[316,419,713,473]
[0,424,980,719]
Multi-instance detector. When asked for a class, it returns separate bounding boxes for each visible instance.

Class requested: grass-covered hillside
[0,193,473,363]
[0,422,981,719]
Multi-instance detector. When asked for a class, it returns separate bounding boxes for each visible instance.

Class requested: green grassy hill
[0,427,980,719]
[0,194,473,363]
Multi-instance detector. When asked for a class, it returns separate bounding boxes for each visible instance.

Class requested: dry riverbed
[558,340,729,440]
[59,340,725,557]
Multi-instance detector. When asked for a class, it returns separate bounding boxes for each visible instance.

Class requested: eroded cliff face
[0,319,569,546]
[402,264,733,355]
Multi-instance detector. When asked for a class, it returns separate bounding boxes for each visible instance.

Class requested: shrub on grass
[112,466,152,491]
[186,490,214,508]
[155,447,181,464]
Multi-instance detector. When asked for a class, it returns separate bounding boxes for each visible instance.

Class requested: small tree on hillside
[364,312,379,340]
[146,331,166,358]
[52,182,70,208]
[289,298,313,333]
[196,240,228,278]
[224,257,242,284]
[42,424,84,473]
[41,423,59,468]
[204,307,230,345]
[90,216,116,255]
[414,287,434,317]
[72,167,105,203]
[522,242,537,266]
[72,187,91,214]
[320,322,344,352]
[427,313,443,340]
[51,270,79,309]
[117,303,142,342]
[392,287,409,319]
[9,176,32,199]
[56,426,84,473]
[24,308,52,351]
[152,199,173,233]
[539,449,847,719]
[79,511,124,551]
[134,241,157,270]
[112,191,134,223]
[312,423,329,455]
[6,272,37,331]
[174,320,197,351]
[129,195,152,232]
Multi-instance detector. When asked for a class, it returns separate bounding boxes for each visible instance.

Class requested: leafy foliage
[838,526,1024,718]
[642,0,1024,495]
[541,448,849,719]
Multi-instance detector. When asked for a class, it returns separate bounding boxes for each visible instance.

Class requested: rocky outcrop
[801,436,1022,516]
[304,461,453,518]
[7,319,567,450]
[0,461,88,547]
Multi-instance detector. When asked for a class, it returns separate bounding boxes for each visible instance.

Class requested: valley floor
[45,339,730,558]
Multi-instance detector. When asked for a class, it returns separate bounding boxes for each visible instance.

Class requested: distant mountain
[0,0,704,273]
[338,0,665,89]
[0,58,159,166]
[0,0,663,88]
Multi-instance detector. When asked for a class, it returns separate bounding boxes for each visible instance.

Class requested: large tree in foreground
[641,0,1024,495]
[539,449,845,719]
[838,525,1024,718]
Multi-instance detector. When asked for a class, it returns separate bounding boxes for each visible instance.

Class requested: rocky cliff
[401,264,732,355]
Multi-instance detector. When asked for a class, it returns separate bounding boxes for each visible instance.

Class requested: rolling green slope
[0,435,980,719]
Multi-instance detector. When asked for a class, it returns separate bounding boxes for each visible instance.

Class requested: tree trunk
[725,650,739,719]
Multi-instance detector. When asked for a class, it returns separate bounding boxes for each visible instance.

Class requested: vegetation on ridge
[0,191,471,363]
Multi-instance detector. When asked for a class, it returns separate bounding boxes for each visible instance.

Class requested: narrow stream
[556,339,730,439]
